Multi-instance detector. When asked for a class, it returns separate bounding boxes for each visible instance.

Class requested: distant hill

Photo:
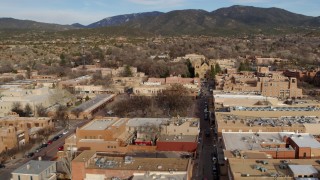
[123,5,320,35]
[0,6,320,36]
[87,11,163,28]
[71,23,86,28]
[0,18,76,31]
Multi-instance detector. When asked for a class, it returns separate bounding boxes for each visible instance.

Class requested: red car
[58,146,64,151]
[47,140,53,145]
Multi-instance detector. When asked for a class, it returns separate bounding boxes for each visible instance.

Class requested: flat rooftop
[0,116,51,122]
[288,165,318,176]
[89,156,189,171]
[73,150,96,162]
[126,118,169,127]
[158,135,197,142]
[12,160,56,175]
[232,106,320,112]
[228,158,320,179]
[216,113,320,127]
[289,133,320,148]
[132,172,187,180]
[81,118,118,130]
[222,132,293,151]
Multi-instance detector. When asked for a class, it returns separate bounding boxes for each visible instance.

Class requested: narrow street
[193,80,218,180]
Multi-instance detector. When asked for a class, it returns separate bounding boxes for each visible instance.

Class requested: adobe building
[133,84,167,96]
[71,150,192,180]
[215,68,303,99]
[157,118,199,152]
[0,116,54,153]
[71,65,145,78]
[213,93,279,110]
[65,117,200,153]
[215,112,320,137]
[66,117,157,153]
[227,158,320,180]
[58,75,92,90]
[133,76,200,97]
[283,68,319,82]
[222,132,320,159]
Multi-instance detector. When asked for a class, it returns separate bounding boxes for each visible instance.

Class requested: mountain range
[0,5,319,35]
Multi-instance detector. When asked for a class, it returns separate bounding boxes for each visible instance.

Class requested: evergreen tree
[122,65,133,77]
[215,63,221,74]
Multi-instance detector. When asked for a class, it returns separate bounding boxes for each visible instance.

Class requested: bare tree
[55,105,69,128]
[24,103,33,117]
[71,108,83,119]
[156,84,192,116]
[36,104,47,117]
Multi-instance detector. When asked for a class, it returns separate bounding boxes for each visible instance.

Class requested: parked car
[47,140,53,145]
[58,146,64,151]
[35,147,42,153]
[52,136,60,141]
[40,143,48,148]
[212,165,217,172]
[26,152,34,158]
[0,164,5,168]
[212,157,217,164]
[205,129,210,137]
[58,133,63,138]
[62,130,69,135]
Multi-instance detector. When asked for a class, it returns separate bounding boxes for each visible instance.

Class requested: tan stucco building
[0,116,54,153]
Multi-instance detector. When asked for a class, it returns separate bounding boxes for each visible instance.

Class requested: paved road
[192,80,218,180]
[0,119,89,180]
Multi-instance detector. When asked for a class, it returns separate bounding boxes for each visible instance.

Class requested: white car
[212,157,217,164]
[62,130,69,135]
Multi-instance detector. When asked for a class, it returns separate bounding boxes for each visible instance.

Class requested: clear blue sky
[0,0,319,25]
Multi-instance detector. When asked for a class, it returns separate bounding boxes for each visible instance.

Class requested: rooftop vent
[241,173,250,177]
[124,156,133,164]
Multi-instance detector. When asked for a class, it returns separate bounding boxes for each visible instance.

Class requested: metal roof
[288,165,318,175]
[12,160,56,175]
